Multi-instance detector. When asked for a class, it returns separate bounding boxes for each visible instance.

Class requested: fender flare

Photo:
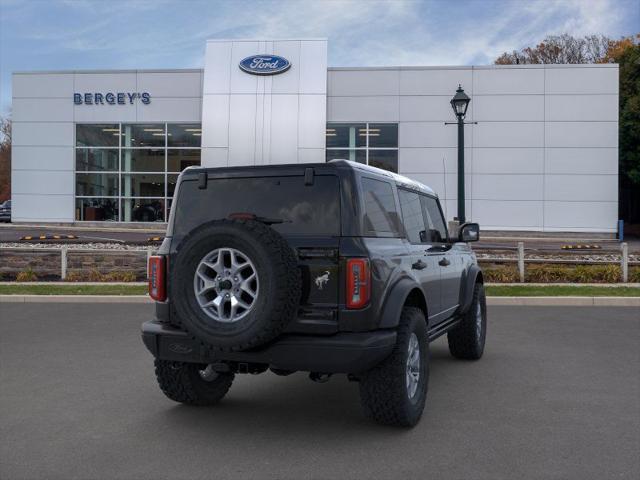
[378,277,428,329]
[458,264,483,315]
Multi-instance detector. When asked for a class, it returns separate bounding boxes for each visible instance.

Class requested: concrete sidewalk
[489,282,640,287]
[0,222,165,233]
[0,281,148,286]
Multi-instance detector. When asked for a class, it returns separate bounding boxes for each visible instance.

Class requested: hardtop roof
[183,159,436,196]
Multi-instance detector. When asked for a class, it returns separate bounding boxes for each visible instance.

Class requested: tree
[603,35,640,186]
[605,35,640,226]
[495,34,610,64]
[0,116,10,202]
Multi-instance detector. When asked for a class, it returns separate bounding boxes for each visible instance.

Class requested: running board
[427,316,461,342]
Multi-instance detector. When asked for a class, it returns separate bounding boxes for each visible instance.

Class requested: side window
[361,177,401,235]
[398,189,427,243]
[420,195,449,243]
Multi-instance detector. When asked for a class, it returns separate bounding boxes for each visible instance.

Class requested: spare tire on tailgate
[170,219,301,352]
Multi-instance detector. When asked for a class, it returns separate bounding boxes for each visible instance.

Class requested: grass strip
[0,284,148,296]
[485,285,640,297]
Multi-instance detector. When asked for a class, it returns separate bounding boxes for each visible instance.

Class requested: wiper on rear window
[228,212,290,225]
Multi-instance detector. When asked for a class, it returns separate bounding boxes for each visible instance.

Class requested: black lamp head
[450,84,470,119]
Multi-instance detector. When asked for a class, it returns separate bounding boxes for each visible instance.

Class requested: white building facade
[11,39,619,232]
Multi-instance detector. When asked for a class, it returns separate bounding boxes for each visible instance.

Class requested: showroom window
[75,123,201,222]
[325,123,398,173]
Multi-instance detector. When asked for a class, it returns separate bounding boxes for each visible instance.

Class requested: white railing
[482,242,636,283]
[0,243,636,283]
[0,245,156,280]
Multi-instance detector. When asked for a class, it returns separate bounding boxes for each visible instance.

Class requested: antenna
[442,156,448,220]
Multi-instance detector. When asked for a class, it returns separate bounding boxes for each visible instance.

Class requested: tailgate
[285,238,340,334]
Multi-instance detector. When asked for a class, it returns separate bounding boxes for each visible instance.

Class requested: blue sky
[1,0,638,115]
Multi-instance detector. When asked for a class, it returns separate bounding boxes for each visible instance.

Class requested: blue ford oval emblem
[239,55,291,75]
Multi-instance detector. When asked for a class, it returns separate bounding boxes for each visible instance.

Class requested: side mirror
[458,222,480,242]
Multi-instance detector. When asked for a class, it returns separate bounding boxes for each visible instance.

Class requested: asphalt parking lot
[1,304,638,480]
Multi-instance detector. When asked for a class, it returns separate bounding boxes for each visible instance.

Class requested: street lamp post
[448,85,471,224]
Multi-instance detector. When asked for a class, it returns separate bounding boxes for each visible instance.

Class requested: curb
[0,281,148,286]
[486,282,640,288]
[3,282,637,288]
[0,295,152,303]
[0,295,639,306]
[487,296,640,306]
[0,223,165,233]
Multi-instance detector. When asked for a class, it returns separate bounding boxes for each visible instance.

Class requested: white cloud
[553,0,628,37]
[397,0,630,65]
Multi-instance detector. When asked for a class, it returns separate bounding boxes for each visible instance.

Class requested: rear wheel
[447,282,487,360]
[154,360,234,406]
[359,307,429,427]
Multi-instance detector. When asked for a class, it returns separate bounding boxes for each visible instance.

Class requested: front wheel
[154,360,235,405]
[359,307,429,427]
[447,282,487,360]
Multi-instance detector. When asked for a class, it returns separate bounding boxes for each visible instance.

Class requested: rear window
[361,177,401,236]
[173,175,340,236]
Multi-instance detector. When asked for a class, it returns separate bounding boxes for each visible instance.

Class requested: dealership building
[11,39,619,232]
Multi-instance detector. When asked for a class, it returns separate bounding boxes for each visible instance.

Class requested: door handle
[438,257,451,267]
[412,260,427,270]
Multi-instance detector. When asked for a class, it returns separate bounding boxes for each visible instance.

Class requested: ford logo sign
[239,55,291,75]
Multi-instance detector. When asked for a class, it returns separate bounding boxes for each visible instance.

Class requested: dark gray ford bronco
[142,160,486,427]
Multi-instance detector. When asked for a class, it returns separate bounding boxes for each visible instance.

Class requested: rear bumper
[141,320,397,374]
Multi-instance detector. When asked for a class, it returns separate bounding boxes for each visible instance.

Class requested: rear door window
[398,189,427,243]
[420,195,449,243]
[361,177,401,236]
[173,175,340,237]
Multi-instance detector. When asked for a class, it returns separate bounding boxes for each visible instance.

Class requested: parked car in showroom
[0,200,11,222]
[142,160,486,427]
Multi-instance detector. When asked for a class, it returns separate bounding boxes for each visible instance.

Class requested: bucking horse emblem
[315,271,330,290]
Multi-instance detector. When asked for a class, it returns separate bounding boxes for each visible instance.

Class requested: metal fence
[477,242,636,283]
[0,245,156,280]
[0,242,636,282]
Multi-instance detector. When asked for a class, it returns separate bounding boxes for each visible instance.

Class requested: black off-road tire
[171,219,301,352]
[359,307,429,427]
[154,360,234,406]
[447,282,487,360]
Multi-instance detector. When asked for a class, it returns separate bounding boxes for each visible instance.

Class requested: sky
[1,0,638,115]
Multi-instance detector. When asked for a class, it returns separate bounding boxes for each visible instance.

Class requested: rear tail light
[346,258,370,309]
[148,255,166,302]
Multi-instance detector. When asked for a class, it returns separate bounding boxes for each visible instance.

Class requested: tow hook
[309,372,332,383]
